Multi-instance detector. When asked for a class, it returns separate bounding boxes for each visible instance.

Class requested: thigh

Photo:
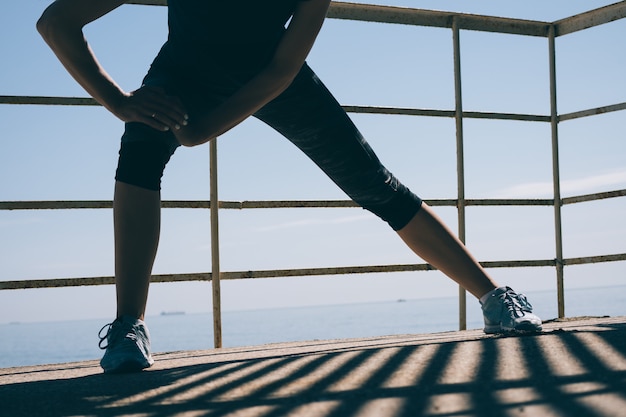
[254,64,422,230]
[254,64,389,199]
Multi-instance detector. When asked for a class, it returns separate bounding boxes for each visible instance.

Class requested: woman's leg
[113,181,161,320]
[255,64,421,230]
[396,203,497,298]
[256,64,541,333]
[99,129,177,373]
[99,181,160,373]
[258,65,496,298]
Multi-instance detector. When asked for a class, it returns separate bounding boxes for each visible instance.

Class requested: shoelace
[499,288,534,318]
[98,322,114,350]
[98,320,139,350]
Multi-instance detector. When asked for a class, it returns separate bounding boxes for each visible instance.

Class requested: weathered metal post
[210,139,223,347]
[548,25,566,318]
[452,17,467,330]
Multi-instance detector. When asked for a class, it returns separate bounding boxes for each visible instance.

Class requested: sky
[0,1,625,327]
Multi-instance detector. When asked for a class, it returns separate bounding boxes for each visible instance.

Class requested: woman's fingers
[148,110,189,132]
[121,86,189,131]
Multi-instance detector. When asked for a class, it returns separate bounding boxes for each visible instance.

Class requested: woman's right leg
[113,181,161,320]
[99,181,161,374]
[100,127,177,373]
[112,125,178,319]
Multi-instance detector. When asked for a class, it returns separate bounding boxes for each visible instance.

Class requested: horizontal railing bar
[0,201,114,210]
[344,106,454,118]
[0,198,551,211]
[0,273,209,290]
[3,253,624,291]
[464,199,554,206]
[0,95,98,106]
[562,189,626,205]
[219,200,357,209]
[483,253,626,269]
[7,95,625,125]
[481,259,555,268]
[1,96,550,123]
[0,200,353,210]
[563,253,626,266]
[221,264,435,280]
[559,102,626,122]
[462,111,550,122]
[216,199,558,209]
[326,2,550,37]
[126,0,551,37]
[554,1,626,36]
[0,264,433,290]
[346,106,551,122]
[4,189,626,212]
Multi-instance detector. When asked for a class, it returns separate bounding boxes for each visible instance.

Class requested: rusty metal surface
[554,0,626,35]
[0,95,98,106]
[328,2,550,36]
[3,191,624,212]
[2,253,625,291]
[562,189,626,205]
[559,101,626,122]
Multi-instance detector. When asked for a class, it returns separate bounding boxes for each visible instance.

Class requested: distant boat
[161,311,185,316]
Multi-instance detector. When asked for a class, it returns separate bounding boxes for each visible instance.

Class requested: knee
[351,170,422,231]
[115,140,175,191]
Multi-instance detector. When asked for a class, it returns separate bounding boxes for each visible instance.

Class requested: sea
[1,286,624,369]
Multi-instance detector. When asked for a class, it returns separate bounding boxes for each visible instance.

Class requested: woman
[37,0,541,373]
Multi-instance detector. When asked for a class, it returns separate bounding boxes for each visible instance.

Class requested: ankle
[479,286,505,305]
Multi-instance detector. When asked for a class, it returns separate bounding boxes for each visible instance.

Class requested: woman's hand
[112,85,189,132]
[36,0,191,132]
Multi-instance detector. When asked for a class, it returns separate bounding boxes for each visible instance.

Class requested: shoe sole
[102,357,153,374]
[484,322,543,335]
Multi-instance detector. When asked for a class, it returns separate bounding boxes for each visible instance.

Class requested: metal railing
[2,2,625,347]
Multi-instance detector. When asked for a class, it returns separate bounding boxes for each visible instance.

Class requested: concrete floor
[2,316,625,417]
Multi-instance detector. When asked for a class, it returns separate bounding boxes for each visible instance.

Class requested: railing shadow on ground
[2,320,625,417]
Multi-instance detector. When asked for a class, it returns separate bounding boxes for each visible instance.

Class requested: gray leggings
[116,62,422,230]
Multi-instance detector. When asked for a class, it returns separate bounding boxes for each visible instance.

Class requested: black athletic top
[165,0,304,70]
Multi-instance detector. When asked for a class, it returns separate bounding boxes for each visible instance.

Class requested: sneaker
[98,315,154,373]
[481,287,542,334]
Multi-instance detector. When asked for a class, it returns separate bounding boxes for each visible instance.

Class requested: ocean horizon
[1,285,624,369]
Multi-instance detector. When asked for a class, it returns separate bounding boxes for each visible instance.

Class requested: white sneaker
[98,315,154,373]
[481,287,542,334]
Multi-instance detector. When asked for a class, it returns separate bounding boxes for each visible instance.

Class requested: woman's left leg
[255,64,421,231]
[255,64,541,333]
[255,64,496,296]
[397,203,497,298]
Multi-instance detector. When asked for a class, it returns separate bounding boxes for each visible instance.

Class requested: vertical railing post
[548,25,566,318]
[452,17,467,330]
[210,138,223,348]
